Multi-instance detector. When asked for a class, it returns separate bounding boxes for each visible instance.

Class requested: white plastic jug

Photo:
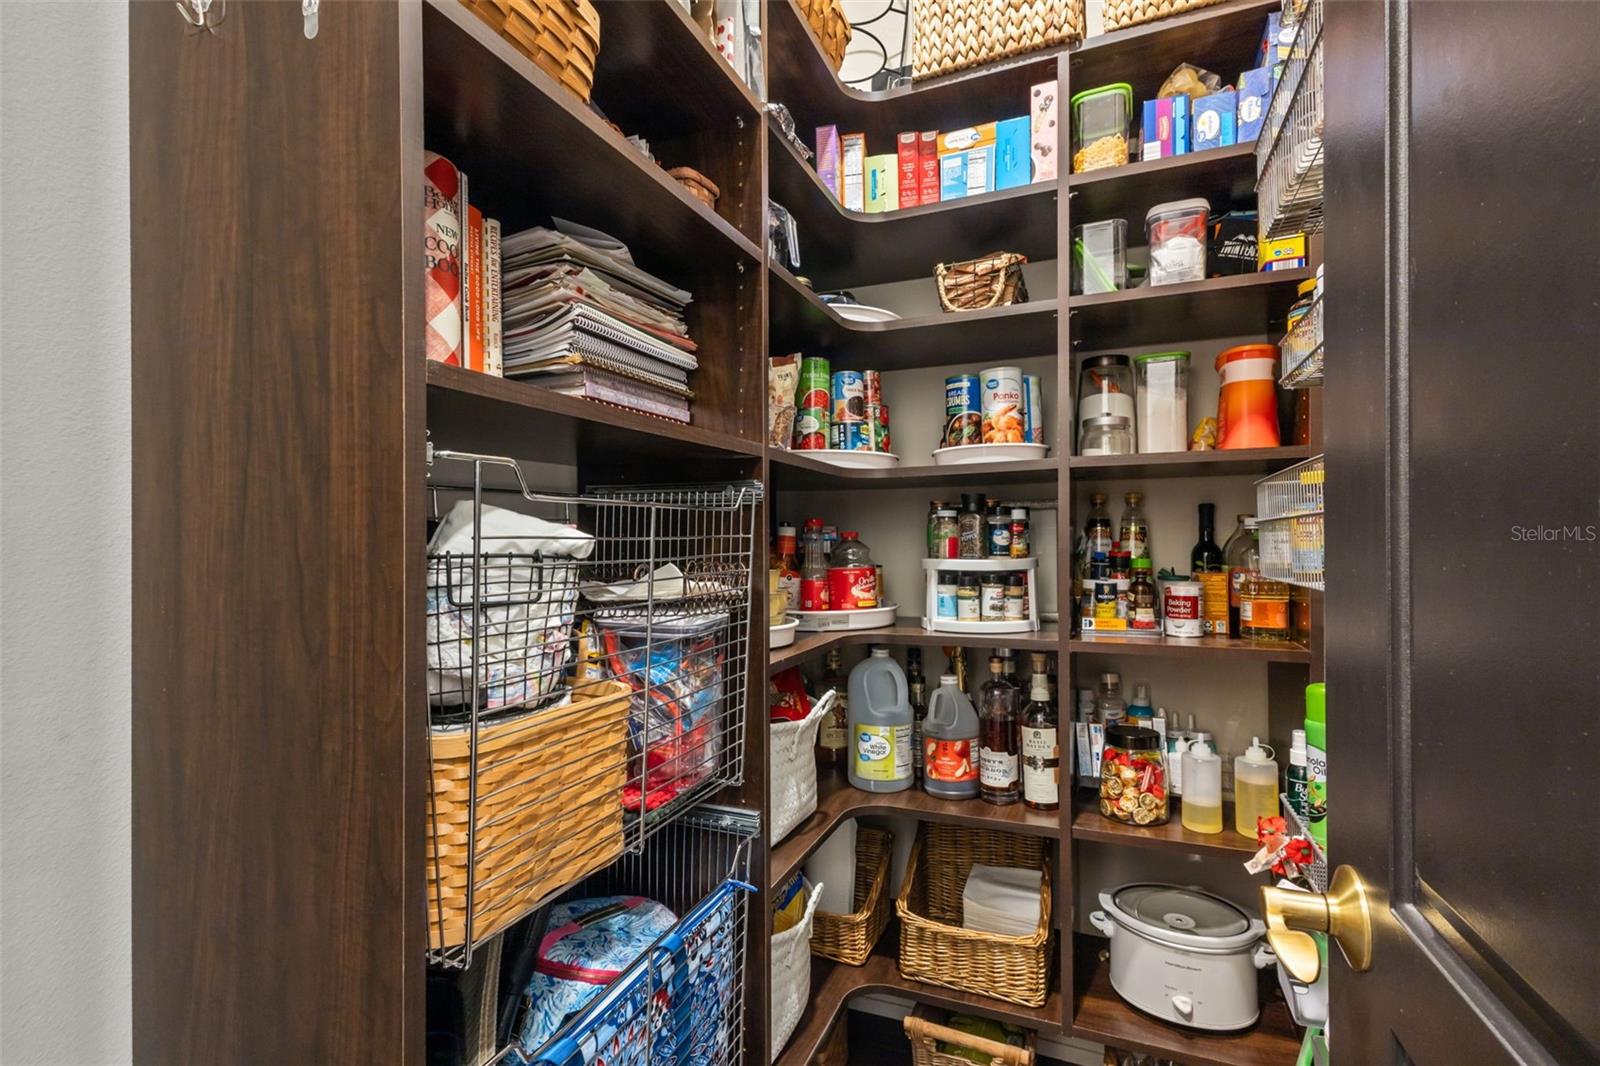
[847,648,913,793]
[921,673,980,799]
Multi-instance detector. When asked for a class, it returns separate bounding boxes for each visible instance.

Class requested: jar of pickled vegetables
[1098,725,1170,826]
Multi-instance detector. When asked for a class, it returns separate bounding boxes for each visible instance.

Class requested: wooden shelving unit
[1071,633,1311,663]
[769,449,1061,491]
[1071,445,1317,480]
[1071,797,1259,857]
[771,620,1063,672]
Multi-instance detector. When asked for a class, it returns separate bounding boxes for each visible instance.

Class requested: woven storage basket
[935,252,1029,313]
[911,0,1084,81]
[895,823,1052,1007]
[904,1004,1037,1066]
[1101,0,1226,31]
[811,826,893,965]
[460,0,601,101]
[427,678,632,950]
[796,0,852,71]
[667,166,721,209]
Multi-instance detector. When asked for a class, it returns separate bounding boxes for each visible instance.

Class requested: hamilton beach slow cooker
[1088,883,1276,1031]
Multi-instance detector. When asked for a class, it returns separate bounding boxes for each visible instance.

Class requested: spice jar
[957,493,986,560]
[1004,574,1027,621]
[956,574,981,620]
[1128,557,1158,632]
[930,508,960,559]
[1098,725,1169,826]
[1009,508,1030,559]
[980,572,1007,620]
[935,571,959,620]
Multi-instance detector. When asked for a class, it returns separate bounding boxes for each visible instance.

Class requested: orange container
[1214,344,1281,449]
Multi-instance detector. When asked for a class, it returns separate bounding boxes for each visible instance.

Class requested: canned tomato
[831,421,871,451]
[1023,374,1044,444]
[793,407,828,450]
[944,375,981,446]
[981,366,1025,444]
[1163,580,1204,638]
[863,370,883,407]
[832,370,865,425]
[872,400,892,452]
[798,356,831,412]
[827,565,877,609]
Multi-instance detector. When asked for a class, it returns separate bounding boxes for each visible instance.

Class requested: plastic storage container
[1079,415,1133,456]
[1146,198,1210,286]
[1071,83,1132,173]
[922,674,980,799]
[847,648,915,793]
[1076,353,1134,444]
[921,557,1039,634]
[1073,219,1128,294]
[1215,343,1282,449]
[1097,724,1169,826]
[1133,351,1190,453]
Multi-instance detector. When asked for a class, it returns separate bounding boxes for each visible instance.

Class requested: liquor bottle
[1022,654,1060,811]
[906,648,928,782]
[815,648,849,768]
[979,656,1020,805]
[1085,492,1114,558]
[1119,491,1150,561]
[1222,514,1258,637]
[1191,503,1228,635]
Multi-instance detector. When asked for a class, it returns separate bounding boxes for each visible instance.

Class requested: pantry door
[1322,1,1599,1063]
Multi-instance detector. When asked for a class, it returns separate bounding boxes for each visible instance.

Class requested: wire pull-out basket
[425,448,761,969]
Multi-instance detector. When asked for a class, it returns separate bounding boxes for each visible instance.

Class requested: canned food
[832,370,865,426]
[1023,374,1044,444]
[981,366,1026,444]
[827,565,877,610]
[862,369,883,407]
[1163,580,1204,638]
[799,356,831,412]
[944,375,982,446]
[830,421,871,451]
[873,400,892,452]
[793,407,828,450]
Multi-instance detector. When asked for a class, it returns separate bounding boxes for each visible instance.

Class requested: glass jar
[1076,354,1135,447]
[1098,724,1169,825]
[1079,415,1134,456]
[930,508,960,559]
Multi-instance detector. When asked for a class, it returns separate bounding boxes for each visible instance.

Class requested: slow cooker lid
[1111,884,1250,938]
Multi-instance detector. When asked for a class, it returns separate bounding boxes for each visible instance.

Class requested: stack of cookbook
[500,221,697,423]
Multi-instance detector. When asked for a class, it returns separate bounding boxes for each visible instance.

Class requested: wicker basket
[904,1004,1036,1066]
[895,823,1052,1007]
[811,826,893,965]
[667,166,721,209]
[911,0,1084,81]
[427,678,632,949]
[1101,0,1227,31]
[460,0,601,101]
[796,0,852,71]
[935,252,1029,313]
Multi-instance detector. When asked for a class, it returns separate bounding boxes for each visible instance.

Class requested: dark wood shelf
[768,127,1059,290]
[767,0,1064,155]
[425,362,761,465]
[769,264,1059,371]
[1071,796,1257,857]
[1072,936,1302,1066]
[1070,445,1315,480]
[773,768,1062,890]
[592,0,762,119]
[771,619,1063,672]
[769,448,1060,490]
[1070,0,1281,103]
[1070,633,1311,663]
[776,929,1064,1066]
[420,0,762,279]
[1068,142,1259,236]
[1070,269,1312,348]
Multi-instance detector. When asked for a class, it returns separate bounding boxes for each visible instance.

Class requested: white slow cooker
[1089,883,1276,1031]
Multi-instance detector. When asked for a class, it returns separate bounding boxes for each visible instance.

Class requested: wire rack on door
[499,807,758,1066]
[1255,0,1324,239]
[1255,454,1325,590]
[425,448,761,969]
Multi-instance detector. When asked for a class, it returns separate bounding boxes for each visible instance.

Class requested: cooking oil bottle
[1233,736,1281,837]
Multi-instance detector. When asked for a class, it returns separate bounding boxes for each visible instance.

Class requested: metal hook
[302,0,319,40]
[176,0,226,34]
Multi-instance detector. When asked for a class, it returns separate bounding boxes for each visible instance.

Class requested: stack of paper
[500,220,698,423]
[962,865,1044,938]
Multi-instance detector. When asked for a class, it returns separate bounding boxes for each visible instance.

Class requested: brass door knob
[1258,864,1373,983]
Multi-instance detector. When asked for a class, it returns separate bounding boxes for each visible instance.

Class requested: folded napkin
[962,864,1044,938]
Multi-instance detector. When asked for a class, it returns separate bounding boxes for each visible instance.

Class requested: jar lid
[1106,724,1161,750]
[935,508,957,516]
[1081,353,1131,369]
[1133,350,1191,364]
[1132,557,1152,569]
[1006,574,1025,586]
[1145,197,1211,225]
[1215,342,1280,370]
[1084,415,1131,427]
[1110,883,1252,940]
[1070,82,1133,108]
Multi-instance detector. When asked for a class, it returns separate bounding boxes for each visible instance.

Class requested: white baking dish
[1089,883,1275,1031]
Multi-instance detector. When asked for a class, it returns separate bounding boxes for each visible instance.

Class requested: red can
[827,566,878,610]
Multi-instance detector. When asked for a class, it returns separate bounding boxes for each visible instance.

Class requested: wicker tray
[460,0,601,101]
[811,826,893,965]
[796,0,852,71]
[911,0,1084,81]
[1101,0,1226,31]
[935,252,1029,313]
[427,678,631,950]
[895,823,1052,1007]
[905,1004,1036,1066]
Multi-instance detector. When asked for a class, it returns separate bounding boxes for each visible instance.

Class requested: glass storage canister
[1080,415,1134,456]
[1146,197,1210,286]
[1133,351,1190,454]
[1098,724,1169,825]
[1073,219,1128,294]
[1077,353,1135,445]
[1071,82,1132,173]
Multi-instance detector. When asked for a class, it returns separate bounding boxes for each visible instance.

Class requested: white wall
[0,3,133,1062]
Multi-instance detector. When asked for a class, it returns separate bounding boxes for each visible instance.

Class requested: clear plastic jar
[1079,415,1134,456]
[1076,354,1135,440]
[1098,725,1169,825]
[1071,83,1132,173]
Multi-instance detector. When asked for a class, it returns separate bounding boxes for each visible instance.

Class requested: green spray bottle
[1304,682,1327,849]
